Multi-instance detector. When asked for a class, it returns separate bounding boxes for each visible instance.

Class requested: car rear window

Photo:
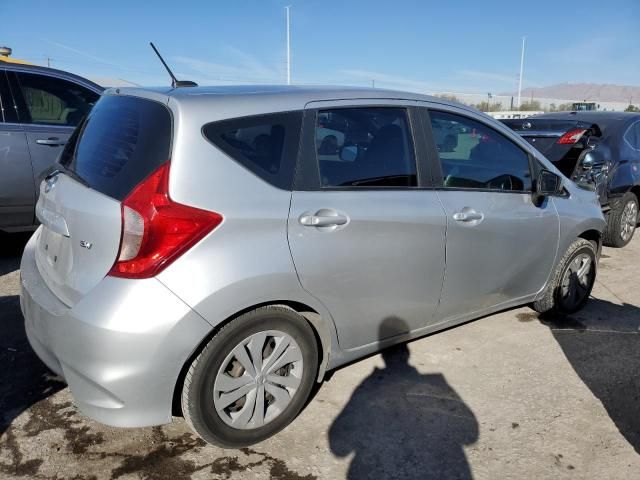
[60,95,171,201]
[202,111,302,190]
[502,119,587,132]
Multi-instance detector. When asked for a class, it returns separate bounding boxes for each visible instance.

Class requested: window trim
[294,104,431,191]
[423,107,536,194]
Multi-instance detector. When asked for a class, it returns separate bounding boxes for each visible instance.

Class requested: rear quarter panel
[155,98,339,358]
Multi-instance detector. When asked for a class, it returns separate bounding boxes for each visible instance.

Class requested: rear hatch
[34,94,172,306]
[501,118,601,178]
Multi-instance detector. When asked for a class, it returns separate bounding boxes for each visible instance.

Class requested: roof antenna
[149,42,197,88]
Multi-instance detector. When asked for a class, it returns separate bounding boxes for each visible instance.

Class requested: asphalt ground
[1,231,639,479]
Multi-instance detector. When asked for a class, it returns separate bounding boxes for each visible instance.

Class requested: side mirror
[339,145,358,162]
[536,170,563,196]
[581,155,594,171]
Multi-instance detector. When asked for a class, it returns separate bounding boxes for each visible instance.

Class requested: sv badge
[79,240,93,250]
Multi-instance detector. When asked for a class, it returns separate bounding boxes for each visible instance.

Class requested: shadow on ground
[0,233,64,439]
[0,233,31,276]
[329,318,478,479]
[0,294,65,438]
[519,298,640,455]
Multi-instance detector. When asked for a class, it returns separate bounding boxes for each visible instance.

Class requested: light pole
[285,6,291,85]
[517,36,526,109]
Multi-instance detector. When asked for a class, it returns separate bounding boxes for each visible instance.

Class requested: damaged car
[502,111,640,247]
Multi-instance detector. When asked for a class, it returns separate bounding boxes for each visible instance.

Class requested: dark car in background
[0,63,103,232]
[502,112,640,247]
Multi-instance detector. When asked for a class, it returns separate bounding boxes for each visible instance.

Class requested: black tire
[181,306,318,448]
[603,192,638,248]
[531,238,596,315]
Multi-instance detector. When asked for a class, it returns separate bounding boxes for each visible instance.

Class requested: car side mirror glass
[339,145,358,162]
[537,170,563,196]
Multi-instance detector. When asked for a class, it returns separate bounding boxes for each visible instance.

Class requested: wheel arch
[171,300,332,416]
[578,228,602,252]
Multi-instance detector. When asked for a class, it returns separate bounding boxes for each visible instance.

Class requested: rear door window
[202,111,302,190]
[15,72,99,126]
[60,95,172,200]
[0,71,18,123]
[428,110,532,191]
[314,107,417,187]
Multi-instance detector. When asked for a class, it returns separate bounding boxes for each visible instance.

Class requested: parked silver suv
[20,85,605,447]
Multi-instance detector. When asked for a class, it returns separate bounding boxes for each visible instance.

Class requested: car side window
[202,111,302,190]
[429,110,532,192]
[0,71,18,123]
[315,107,417,187]
[15,72,99,126]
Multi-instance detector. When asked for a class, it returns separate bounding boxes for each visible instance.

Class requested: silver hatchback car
[21,85,605,447]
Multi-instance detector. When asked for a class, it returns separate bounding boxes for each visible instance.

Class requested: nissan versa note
[20,85,605,447]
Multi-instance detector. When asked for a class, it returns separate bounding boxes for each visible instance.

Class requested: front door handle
[453,209,484,222]
[36,137,66,147]
[300,212,349,227]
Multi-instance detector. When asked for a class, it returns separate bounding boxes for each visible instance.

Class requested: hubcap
[620,200,638,242]
[213,330,304,430]
[559,253,594,310]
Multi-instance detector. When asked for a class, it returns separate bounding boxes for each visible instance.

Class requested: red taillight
[557,129,587,145]
[108,162,223,279]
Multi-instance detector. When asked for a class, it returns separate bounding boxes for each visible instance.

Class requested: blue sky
[4,0,639,93]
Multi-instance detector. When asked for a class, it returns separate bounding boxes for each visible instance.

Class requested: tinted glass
[60,95,171,200]
[15,72,99,126]
[0,71,18,123]
[203,111,302,190]
[429,111,532,191]
[315,107,416,187]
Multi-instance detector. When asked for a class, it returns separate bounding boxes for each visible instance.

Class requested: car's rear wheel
[181,306,318,447]
[603,192,638,248]
[532,238,596,315]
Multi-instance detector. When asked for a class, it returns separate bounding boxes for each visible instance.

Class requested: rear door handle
[36,137,66,147]
[453,210,484,222]
[300,212,349,227]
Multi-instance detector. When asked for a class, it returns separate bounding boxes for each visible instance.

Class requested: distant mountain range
[503,83,640,103]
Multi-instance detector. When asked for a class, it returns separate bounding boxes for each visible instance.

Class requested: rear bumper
[20,233,211,427]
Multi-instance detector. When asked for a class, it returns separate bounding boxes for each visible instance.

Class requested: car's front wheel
[532,238,597,315]
[181,306,318,447]
[603,192,638,248]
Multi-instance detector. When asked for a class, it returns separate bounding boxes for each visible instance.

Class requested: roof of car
[0,61,104,92]
[105,84,471,112]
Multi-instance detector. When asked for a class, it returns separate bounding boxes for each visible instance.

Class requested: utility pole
[517,36,526,109]
[285,6,291,85]
[47,56,51,68]
[372,79,375,88]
